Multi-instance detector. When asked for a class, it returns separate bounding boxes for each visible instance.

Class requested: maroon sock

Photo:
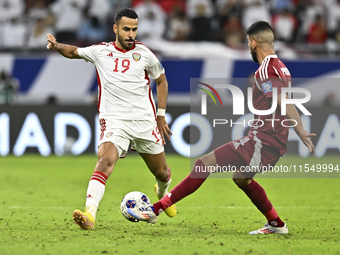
[153,159,209,215]
[239,180,284,227]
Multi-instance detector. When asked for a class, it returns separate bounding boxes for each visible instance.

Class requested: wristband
[157,108,166,116]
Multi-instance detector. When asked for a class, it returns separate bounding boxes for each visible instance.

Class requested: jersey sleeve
[145,50,165,80]
[77,45,100,63]
[258,66,286,99]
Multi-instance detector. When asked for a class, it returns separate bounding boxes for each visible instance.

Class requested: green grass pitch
[1,154,339,255]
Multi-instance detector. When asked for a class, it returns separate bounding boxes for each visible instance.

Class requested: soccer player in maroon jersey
[127,21,316,234]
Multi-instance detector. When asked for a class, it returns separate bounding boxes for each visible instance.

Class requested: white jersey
[78,41,164,121]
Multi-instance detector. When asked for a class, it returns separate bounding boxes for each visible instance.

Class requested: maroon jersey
[249,54,292,156]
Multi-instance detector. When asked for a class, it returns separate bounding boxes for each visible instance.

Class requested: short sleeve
[258,68,285,99]
[146,50,165,80]
[78,45,99,63]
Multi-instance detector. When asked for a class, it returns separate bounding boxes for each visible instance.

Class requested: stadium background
[0,0,339,158]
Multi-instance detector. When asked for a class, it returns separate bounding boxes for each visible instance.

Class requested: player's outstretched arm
[46,33,82,59]
[278,94,316,153]
[155,73,172,145]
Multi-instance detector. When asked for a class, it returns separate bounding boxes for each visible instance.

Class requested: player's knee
[155,165,169,182]
[96,155,116,172]
[232,171,251,187]
[233,177,246,187]
[199,151,216,166]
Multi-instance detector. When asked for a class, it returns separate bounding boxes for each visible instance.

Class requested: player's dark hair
[114,8,138,24]
[246,21,274,37]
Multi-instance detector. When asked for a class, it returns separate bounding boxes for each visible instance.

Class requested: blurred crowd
[0,0,340,53]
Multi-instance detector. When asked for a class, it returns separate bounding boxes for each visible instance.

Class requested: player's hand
[157,116,172,145]
[46,33,57,50]
[299,130,316,154]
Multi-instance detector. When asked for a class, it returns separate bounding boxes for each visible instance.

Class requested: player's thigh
[95,142,120,177]
[97,142,119,162]
[214,141,248,170]
[98,119,131,158]
[130,120,163,153]
[139,151,167,174]
[214,140,256,181]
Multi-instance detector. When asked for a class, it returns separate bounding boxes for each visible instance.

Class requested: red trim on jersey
[148,86,156,120]
[92,42,107,46]
[113,41,136,53]
[144,70,150,85]
[96,69,102,112]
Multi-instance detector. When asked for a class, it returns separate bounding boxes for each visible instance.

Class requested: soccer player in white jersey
[46,7,176,230]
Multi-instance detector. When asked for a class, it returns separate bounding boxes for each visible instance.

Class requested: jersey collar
[113,41,136,53]
[263,54,277,61]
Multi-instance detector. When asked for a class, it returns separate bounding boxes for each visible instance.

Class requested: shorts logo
[106,132,113,138]
[132,53,141,61]
[261,81,273,93]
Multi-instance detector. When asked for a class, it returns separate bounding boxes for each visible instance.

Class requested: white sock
[85,171,107,219]
[155,177,171,199]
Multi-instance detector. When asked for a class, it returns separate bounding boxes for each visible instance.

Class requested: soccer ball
[120,191,151,222]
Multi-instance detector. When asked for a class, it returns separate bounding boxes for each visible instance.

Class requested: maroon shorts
[214,135,281,178]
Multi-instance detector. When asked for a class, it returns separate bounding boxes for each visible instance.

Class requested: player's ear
[113,24,118,34]
[252,39,257,50]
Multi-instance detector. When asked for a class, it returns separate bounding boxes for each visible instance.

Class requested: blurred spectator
[77,15,108,45]
[306,14,328,44]
[222,14,244,48]
[271,0,294,13]
[0,0,24,24]
[134,0,166,40]
[216,0,243,30]
[27,0,55,50]
[50,0,87,43]
[1,18,27,48]
[0,70,19,104]
[87,0,111,24]
[242,0,271,30]
[157,0,186,15]
[187,0,214,18]
[166,7,190,41]
[190,3,216,41]
[110,0,132,12]
[297,0,323,40]
[25,0,50,9]
[334,19,340,44]
[28,12,55,49]
[132,0,185,15]
[324,0,340,33]
[27,0,51,19]
[272,8,297,42]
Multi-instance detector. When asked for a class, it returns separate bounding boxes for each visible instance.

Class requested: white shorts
[98,118,164,158]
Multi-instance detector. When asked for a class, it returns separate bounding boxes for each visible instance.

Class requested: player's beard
[250,47,258,63]
[117,31,134,50]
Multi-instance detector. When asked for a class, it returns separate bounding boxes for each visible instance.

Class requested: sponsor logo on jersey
[107,52,113,57]
[280,67,290,76]
[261,81,273,93]
[106,132,113,137]
[132,53,141,61]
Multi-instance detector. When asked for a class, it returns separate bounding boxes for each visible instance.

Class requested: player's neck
[257,49,276,65]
